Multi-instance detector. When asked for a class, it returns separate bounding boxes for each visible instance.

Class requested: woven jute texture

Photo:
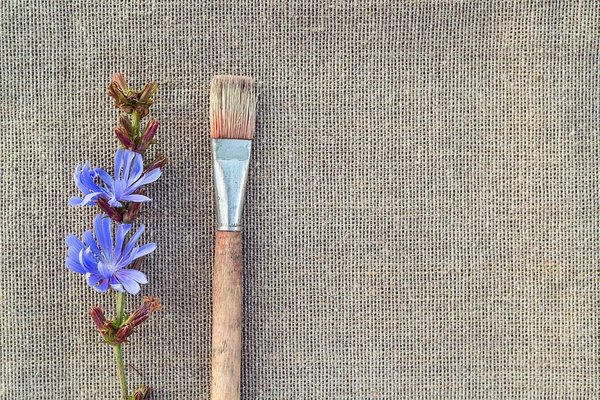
[1,0,599,398]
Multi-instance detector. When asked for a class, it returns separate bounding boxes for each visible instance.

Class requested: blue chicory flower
[68,149,162,208]
[68,162,105,206]
[65,214,155,294]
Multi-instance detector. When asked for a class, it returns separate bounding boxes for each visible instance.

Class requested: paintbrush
[209,75,257,400]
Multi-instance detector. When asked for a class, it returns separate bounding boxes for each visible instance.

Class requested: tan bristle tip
[210,75,257,140]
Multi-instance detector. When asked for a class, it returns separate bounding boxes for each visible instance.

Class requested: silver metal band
[212,139,252,231]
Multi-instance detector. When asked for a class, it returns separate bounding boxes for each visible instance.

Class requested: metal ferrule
[212,139,252,231]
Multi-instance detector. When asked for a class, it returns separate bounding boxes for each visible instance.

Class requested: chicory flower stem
[114,291,129,399]
[114,344,129,399]
[116,291,126,325]
[132,111,141,137]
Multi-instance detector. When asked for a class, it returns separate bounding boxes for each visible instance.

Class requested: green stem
[114,344,128,400]
[132,111,141,137]
[114,292,128,399]
[116,291,126,325]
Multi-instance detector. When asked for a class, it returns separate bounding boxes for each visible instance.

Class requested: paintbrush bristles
[210,75,256,140]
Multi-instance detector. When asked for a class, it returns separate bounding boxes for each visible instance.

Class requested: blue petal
[122,225,145,257]
[81,248,100,272]
[66,257,86,274]
[108,197,123,208]
[80,162,102,193]
[117,252,135,268]
[94,278,109,292]
[82,230,103,261]
[111,179,127,201]
[78,249,90,272]
[68,197,83,206]
[122,150,136,183]
[97,261,112,279]
[127,169,162,192]
[114,223,132,260]
[132,243,156,260]
[79,192,102,206]
[114,150,124,181]
[94,215,113,258]
[96,168,114,189]
[115,269,143,294]
[86,273,102,286]
[68,246,82,263]
[119,268,148,284]
[65,234,85,252]
[120,194,151,203]
[73,165,88,193]
[77,249,97,273]
[109,277,124,292]
[129,153,144,185]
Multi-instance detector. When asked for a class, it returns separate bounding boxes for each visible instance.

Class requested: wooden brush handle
[212,230,243,400]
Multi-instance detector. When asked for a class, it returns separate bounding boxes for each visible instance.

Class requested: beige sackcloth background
[1,0,599,399]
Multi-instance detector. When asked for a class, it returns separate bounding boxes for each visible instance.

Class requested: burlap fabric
[1,1,598,398]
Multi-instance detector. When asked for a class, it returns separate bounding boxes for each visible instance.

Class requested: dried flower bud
[133,386,151,400]
[107,74,132,111]
[88,306,107,331]
[97,197,122,222]
[138,119,158,151]
[139,82,159,103]
[115,303,151,343]
[107,74,158,118]
[114,127,135,150]
[143,295,163,313]
[144,154,168,174]
[112,73,128,93]
[124,303,151,327]
[115,324,134,343]
[88,307,121,345]
[86,292,162,347]
[114,297,162,343]
[119,115,133,136]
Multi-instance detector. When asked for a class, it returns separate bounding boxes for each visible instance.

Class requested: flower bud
[107,74,158,116]
[102,320,115,331]
[114,127,135,150]
[124,303,151,327]
[88,306,107,331]
[106,74,129,105]
[139,82,158,103]
[115,303,151,343]
[144,154,168,174]
[122,105,135,114]
[107,74,135,113]
[143,295,163,313]
[123,202,139,223]
[118,115,133,136]
[138,119,158,151]
[115,324,134,343]
[114,297,162,343]
[133,386,151,400]
[97,197,123,222]
[112,73,128,92]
